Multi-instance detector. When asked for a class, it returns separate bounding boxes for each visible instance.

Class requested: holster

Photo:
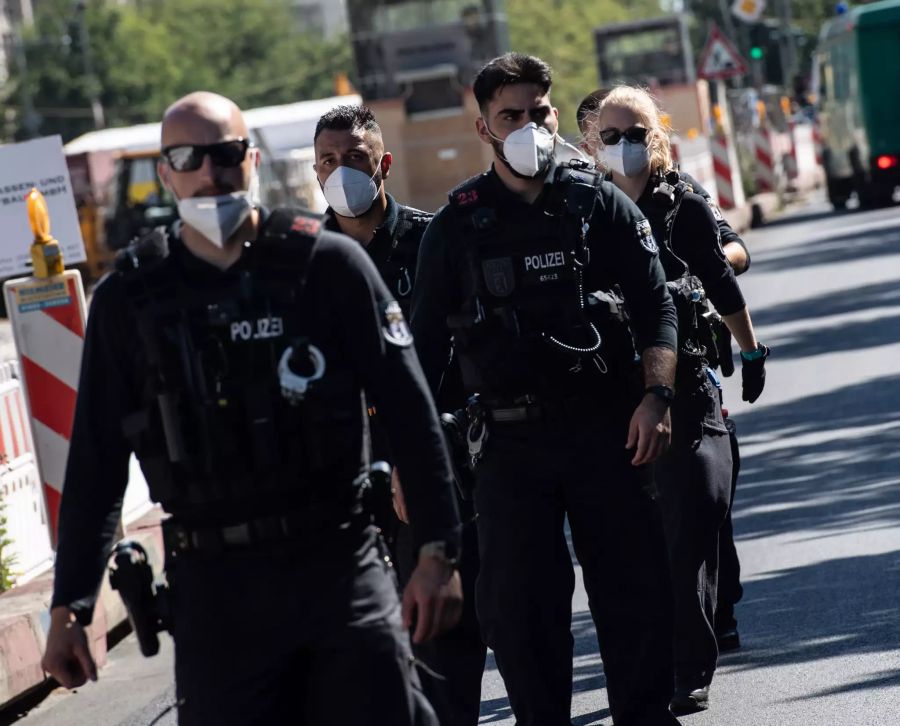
[109,540,172,658]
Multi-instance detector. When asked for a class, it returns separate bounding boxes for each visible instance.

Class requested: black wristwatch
[644,384,676,406]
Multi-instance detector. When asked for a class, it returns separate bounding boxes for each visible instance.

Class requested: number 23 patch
[381,300,413,347]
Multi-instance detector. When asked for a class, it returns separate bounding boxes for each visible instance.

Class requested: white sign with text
[0,136,86,279]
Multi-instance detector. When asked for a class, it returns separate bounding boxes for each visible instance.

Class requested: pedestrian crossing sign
[697,24,748,80]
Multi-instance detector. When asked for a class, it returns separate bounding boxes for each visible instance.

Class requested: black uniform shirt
[325,195,437,461]
[411,166,678,395]
[324,195,401,279]
[637,183,746,317]
[679,172,750,272]
[324,194,427,315]
[52,212,460,623]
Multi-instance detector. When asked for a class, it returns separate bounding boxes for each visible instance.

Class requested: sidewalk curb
[0,507,166,711]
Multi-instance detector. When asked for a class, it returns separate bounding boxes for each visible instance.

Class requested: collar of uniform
[323,194,398,236]
[487,163,556,209]
[323,195,399,264]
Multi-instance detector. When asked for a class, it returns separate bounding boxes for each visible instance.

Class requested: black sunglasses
[162,138,251,172]
[599,126,649,146]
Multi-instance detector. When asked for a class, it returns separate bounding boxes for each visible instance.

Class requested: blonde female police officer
[589,85,769,715]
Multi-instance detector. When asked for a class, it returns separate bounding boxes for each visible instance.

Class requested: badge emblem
[381,300,413,347]
[705,198,725,222]
[635,219,658,253]
[482,257,515,297]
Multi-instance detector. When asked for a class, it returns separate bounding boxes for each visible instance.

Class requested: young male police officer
[412,54,681,726]
[41,92,462,725]
[578,90,750,651]
[313,104,488,726]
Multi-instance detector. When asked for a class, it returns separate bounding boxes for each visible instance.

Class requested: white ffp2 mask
[597,140,651,178]
[485,121,557,178]
[322,162,381,218]
[177,191,253,248]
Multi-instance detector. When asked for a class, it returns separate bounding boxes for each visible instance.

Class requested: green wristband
[741,346,765,361]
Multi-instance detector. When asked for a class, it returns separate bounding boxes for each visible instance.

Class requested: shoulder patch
[291,214,322,236]
[705,197,725,222]
[635,219,659,254]
[381,300,413,347]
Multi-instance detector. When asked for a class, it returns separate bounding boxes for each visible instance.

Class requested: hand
[401,554,463,644]
[741,344,770,403]
[626,394,672,466]
[391,468,408,524]
[41,606,98,688]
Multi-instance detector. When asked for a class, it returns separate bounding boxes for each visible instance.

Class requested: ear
[253,147,261,169]
[380,152,393,180]
[157,159,171,192]
[475,116,492,146]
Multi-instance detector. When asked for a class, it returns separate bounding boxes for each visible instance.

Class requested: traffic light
[750,46,764,60]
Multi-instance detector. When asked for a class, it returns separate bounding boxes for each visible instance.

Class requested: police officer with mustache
[313,104,487,726]
[412,54,682,725]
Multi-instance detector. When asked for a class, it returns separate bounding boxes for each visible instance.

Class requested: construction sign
[698,24,748,80]
[0,136,85,278]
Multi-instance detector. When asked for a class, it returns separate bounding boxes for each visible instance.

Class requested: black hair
[472,53,552,111]
[576,89,610,133]
[314,104,381,142]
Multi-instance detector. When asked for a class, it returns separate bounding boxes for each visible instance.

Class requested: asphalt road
[8,192,900,725]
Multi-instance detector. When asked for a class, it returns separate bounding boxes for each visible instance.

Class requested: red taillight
[876,155,899,170]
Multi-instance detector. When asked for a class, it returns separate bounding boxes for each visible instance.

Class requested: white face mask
[597,140,651,178]
[174,166,258,248]
[485,121,557,178]
[177,192,253,248]
[322,161,382,218]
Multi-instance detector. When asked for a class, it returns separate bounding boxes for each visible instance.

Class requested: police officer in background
[412,53,681,726]
[579,89,750,652]
[590,85,769,714]
[41,91,462,725]
[313,104,488,726]
[577,90,750,275]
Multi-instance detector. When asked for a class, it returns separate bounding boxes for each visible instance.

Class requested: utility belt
[110,468,383,659]
[462,392,614,467]
[162,500,366,557]
[482,393,598,424]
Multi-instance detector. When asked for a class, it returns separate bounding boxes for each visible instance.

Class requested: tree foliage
[5,0,353,142]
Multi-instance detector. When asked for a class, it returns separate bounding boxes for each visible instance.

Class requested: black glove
[741,343,770,403]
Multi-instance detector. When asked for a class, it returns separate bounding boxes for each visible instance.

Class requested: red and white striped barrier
[670,134,681,166]
[783,119,799,182]
[711,131,738,210]
[753,123,779,193]
[4,272,87,541]
[812,121,824,168]
[0,360,54,583]
[0,361,34,467]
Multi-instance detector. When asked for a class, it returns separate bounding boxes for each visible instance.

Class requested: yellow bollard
[26,188,64,278]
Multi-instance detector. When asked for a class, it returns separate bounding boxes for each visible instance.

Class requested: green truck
[815,0,900,209]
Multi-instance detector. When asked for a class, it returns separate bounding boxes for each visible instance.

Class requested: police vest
[116,209,365,514]
[374,205,432,317]
[641,172,716,368]
[446,164,629,400]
